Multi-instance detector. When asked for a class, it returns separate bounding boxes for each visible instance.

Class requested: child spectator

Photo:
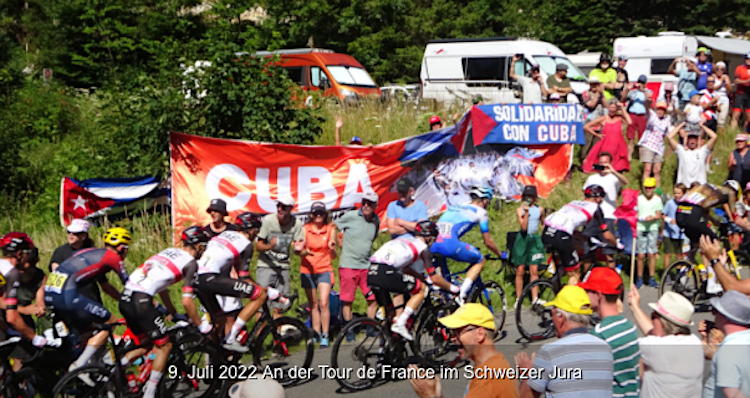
[683,90,704,134]
[512,186,546,304]
[662,184,687,269]
[636,178,663,289]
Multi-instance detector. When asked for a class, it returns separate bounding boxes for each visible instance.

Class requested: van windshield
[534,56,587,81]
[326,66,378,87]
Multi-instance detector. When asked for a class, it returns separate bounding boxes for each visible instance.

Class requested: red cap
[578,267,624,295]
[429,115,441,125]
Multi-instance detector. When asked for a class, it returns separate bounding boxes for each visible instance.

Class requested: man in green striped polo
[579,267,641,397]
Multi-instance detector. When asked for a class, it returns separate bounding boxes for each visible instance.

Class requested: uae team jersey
[680,183,731,210]
[46,248,128,294]
[0,259,21,310]
[125,248,197,297]
[544,201,605,235]
[370,235,434,273]
[435,204,490,240]
[197,231,252,275]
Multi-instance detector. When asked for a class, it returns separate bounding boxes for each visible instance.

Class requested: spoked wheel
[52,365,119,398]
[411,306,458,368]
[330,318,388,391]
[253,316,314,386]
[159,343,224,398]
[515,280,557,341]
[660,260,700,305]
[469,281,507,335]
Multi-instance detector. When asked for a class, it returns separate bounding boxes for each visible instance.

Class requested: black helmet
[181,226,210,245]
[0,232,34,254]
[584,185,606,198]
[235,212,262,231]
[414,220,438,238]
[599,53,612,63]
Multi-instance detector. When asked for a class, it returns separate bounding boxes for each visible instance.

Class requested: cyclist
[367,220,456,341]
[118,226,209,398]
[431,186,504,305]
[44,227,131,378]
[542,185,617,285]
[193,212,290,353]
[676,182,730,251]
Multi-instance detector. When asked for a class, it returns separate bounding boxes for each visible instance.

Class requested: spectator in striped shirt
[579,268,641,397]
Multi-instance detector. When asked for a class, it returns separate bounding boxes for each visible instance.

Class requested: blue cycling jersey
[435,204,490,239]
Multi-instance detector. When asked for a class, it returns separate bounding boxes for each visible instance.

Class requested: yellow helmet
[102,227,132,247]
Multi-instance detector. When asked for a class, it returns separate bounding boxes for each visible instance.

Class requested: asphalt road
[275,280,725,398]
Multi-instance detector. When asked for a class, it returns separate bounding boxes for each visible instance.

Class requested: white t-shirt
[674,146,711,186]
[584,173,622,218]
[639,334,703,398]
[684,104,703,124]
[517,76,543,104]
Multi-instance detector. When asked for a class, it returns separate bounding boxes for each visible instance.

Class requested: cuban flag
[60,176,170,226]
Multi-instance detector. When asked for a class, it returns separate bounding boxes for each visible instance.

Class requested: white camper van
[567,51,603,77]
[613,32,697,88]
[420,37,588,104]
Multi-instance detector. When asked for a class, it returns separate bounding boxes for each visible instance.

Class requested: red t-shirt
[735,65,750,95]
[300,223,335,274]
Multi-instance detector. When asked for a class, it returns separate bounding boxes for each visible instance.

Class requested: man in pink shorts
[335,191,381,341]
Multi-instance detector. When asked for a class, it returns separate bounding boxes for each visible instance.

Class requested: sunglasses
[313,211,326,217]
[450,326,478,339]
[362,200,377,208]
[277,204,293,211]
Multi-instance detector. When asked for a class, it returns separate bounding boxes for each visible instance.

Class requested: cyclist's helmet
[235,212,262,231]
[470,186,493,200]
[724,180,741,193]
[584,185,606,198]
[181,226,210,246]
[0,232,34,254]
[102,227,132,247]
[414,220,438,238]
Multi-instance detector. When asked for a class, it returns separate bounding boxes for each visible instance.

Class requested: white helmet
[470,186,493,200]
[724,180,741,193]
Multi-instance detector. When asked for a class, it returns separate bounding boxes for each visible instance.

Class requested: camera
[593,164,605,171]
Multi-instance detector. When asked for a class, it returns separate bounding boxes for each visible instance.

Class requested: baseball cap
[206,199,228,215]
[310,201,327,214]
[429,115,441,125]
[549,93,561,100]
[637,74,647,83]
[577,267,624,295]
[277,195,295,207]
[438,303,496,330]
[544,286,593,315]
[736,134,748,142]
[67,219,90,234]
[350,136,363,145]
[745,181,750,192]
[716,61,727,69]
[710,290,750,326]
[697,46,709,54]
[556,63,568,71]
[688,89,701,99]
[396,178,415,193]
[648,291,695,327]
[618,54,628,61]
[228,377,285,398]
[687,131,701,138]
[643,177,657,188]
[663,82,674,91]
[745,52,750,59]
[589,76,600,84]
[522,185,538,198]
[530,64,540,72]
[361,190,378,203]
[655,101,667,110]
[688,57,698,64]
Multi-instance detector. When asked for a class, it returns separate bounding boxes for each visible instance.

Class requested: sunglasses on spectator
[707,79,715,83]
[362,200,377,208]
[277,204,293,211]
[450,325,479,339]
[313,211,326,217]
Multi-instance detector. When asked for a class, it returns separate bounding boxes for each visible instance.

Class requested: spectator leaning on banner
[509,55,547,104]
[408,303,519,398]
[546,63,573,103]
[579,268,641,398]
[589,53,618,100]
[387,178,428,239]
[515,286,614,398]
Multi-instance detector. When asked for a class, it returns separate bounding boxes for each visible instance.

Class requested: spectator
[584,152,629,268]
[700,75,720,133]
[714,62,733,129]
[203,199,239,238]
[613,55,629,101]
[729,134,750,189]
[701,235,750,299]
[228,376,286,398]
[732,53,750,129]
[668,56,701,110]
[335,191,380,340]
[513,185,546,303]
[334,116,371,146]
[662,183,687,268]
[696,47,714,90]
[546,63,573,103]
[49,218,94,272]
[579,77,607,163]
[510,55,548,104]
[515,286,614,398]
[583,101,632,173]
[429,115,445,131]
[579,268,641,398]
[683,90,704,134]
[627,289,704,398]
[638,102,671,186]
[386,178,428,239]
[635,178,663,289]
[589,53,618,100]
[256,195,304,317]
[408,304,519,398]
[659,82,680,123]
[668,121,717,186]
[701,290,750,398]
[624,75,653,161]
[299,201,337,347]
[548,92,561,103]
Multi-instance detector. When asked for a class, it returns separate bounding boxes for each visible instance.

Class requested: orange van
[254,49,381,103]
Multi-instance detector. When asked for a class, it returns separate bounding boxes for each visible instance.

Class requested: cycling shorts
[44,289,111,332]
[675,203,717,247]
[193,273,261,317]
[431,239,484,266]
[542,227,580,271]
[733,93,750,113]
[118,290,169,346]
[367,263,421,300]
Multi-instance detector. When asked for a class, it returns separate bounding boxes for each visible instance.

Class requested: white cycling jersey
[370,235,427,271]
[197,231,251,275]
[544,200,603,235]
[125,248,196,296]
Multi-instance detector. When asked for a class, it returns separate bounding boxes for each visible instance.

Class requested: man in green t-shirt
[579,268,641,398]
[636,178,663,289]
[589,53,618,100]
[547,63,573,103]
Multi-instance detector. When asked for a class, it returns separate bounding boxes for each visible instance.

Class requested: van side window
[514,60,530,78]
[462,57,508,85]
[651,58,673,75]
[285,67,304,84]
[311,66,327,87]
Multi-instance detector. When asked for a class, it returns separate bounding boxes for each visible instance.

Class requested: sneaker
[635,277,644,289]
[648,278,659,289]
[345,329,356,342]
[68,364,96,387]
[320,335,329,348]
[222,341,249,353]
[391,324,413,341]
[532,298,547,306]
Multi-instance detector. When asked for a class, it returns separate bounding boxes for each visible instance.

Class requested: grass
[2,102,743,332]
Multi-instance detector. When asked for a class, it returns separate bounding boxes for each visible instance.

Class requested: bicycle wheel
[660,260,700,305]
[410,306,458,368]
[330,318,387,391]
[52,365,119,398]
[159,343,224,398]
[252,316,314,386]
[469,281,507,334]
[515,279,557,341]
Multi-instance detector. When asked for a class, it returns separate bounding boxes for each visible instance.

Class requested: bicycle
[0,337,41,398]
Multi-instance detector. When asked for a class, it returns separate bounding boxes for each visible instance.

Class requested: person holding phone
[512,185,546,304]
